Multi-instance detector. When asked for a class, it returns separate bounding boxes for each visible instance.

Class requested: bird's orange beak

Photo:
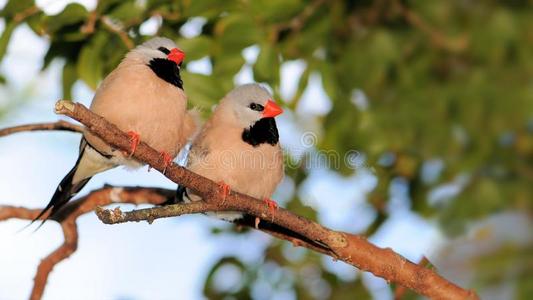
[168,48,185,64]
[262,100,283,118]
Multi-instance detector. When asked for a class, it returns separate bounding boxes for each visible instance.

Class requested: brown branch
[81,10,98,34]
[95,200,332,256]
[0,186,174,300]
[394,256,431,299]
[0,102,477,299]
[32,220,78,300]
[0,120,83,137]
[100,16,134,49]
[0,185,331,299]
[0,118,331,300]
[0,111,330,300]
[13,5,41,23]
[51,100,478,300]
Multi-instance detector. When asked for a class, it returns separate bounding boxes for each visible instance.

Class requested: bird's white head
[126,37,186,89]
[219,83,284,128]
[132,37,185,66]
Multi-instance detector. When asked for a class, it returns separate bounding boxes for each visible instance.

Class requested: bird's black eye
[249,103,264,111]
[158,47,170,55]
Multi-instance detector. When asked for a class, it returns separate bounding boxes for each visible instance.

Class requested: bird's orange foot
[127,131,140,157]
[263,198,278,214]
[217,181,231,203]
[160,151,172,174]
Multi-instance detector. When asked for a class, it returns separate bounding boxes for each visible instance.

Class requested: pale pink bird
[34,37,195,223]
[174,85,329,251]
[175,83,284,222]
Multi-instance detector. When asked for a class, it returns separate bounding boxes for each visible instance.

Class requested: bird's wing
[182,108,202,143]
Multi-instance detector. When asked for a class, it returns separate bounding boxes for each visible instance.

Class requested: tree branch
[0,182,333,299]
[47,99,478,300]
[0,120,83,137]
[0,103,478,299]
[100,16,134,49]
[0,186,174,300]
[394,256,431,300]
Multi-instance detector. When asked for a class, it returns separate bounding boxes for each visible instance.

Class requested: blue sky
[0,1,453,299]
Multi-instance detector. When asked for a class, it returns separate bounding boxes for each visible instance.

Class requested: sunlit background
[0,1,531,299]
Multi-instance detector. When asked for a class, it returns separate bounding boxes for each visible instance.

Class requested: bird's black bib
[242,117,279,147]
[148,58,183,89]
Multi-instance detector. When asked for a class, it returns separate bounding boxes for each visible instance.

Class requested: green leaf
[212,52,245,79]
[25,11,45,35]
[42,41,83,70]
[99,38,128,75]
[0,21,17,64]
[215,14,259,52]
[177,35,212,61]
[96,0,125,14]
[1,0,34,18]
[62,62,77,99]
[253,43,280,84]
[285,14,330,58]
[76,32,107,89]
[319,61,340,101]
[181,71,225,109]
[146,0,170,10]
[107,1,144,24]
[184,0,231,18]
[249,0,304,23]
[45,3,88,34]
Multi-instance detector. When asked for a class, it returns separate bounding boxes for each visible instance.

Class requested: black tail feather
[171,188,328,251]
[175,185,188,203]
[162,185,188,206]
[234,214,331,252]
[32,160,91,226]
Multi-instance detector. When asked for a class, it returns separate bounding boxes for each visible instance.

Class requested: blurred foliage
[1,0,532,299]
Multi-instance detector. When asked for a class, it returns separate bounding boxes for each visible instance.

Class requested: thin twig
[13,5,41,23]
[0,120,83,138]
[0,186,174,300]
[81,10,98,34]
[100,16,134,49]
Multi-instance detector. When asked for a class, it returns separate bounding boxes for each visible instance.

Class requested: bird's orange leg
[217,181,231,204]
[126,131,141,157]
[160,151,173,174]
[263,198,278,214]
